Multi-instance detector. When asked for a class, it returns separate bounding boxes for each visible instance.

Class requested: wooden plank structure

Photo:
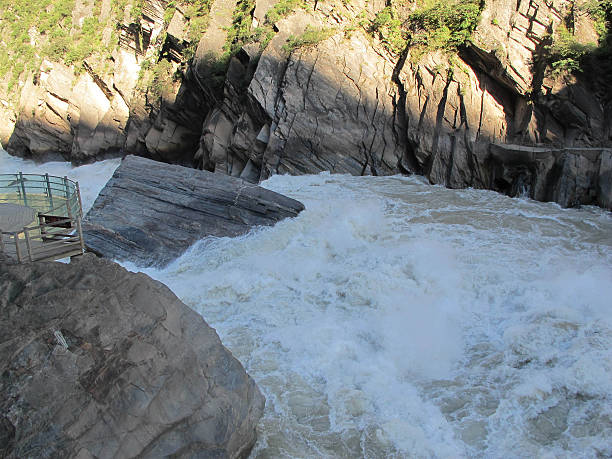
[0,173,85,263]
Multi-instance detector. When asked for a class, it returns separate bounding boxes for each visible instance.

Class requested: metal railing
[0,173,85,262]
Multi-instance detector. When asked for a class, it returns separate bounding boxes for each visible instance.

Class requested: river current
[2,150,611,457]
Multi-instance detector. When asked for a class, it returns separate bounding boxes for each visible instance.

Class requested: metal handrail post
[76,218,85,255]
[45,173,54,209]
[64,176,73,220]
[19,172,28,207]
[15,173,21,203]
[24,228,33,262]
[76,182,83,218]
[14,233,22,263]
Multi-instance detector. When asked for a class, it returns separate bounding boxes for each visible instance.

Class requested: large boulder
[83,155,304,266]
[0,253,265,458]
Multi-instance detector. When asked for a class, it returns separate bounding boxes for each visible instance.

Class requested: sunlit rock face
[7,59,130,163]
[0,253,265,458]
[3,0,208,165]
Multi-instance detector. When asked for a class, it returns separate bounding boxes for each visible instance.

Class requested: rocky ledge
[0,253,265,458]
[83,155,305,266]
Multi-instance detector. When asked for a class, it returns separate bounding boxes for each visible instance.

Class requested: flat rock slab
[83,155,304,266]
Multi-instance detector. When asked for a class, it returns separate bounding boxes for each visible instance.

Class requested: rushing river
[2,150,612,457]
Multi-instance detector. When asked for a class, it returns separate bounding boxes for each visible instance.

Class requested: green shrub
[282,26,335,52]
[224,0,256,56]
[536,2,612,83]
[253,25,276,49]
[150,59,176,98]
[265,0,307,24]
[249,0,309,51]
[131,0,144,23]
[164,2,176,25]
[580,0,612,38]
[408,0,482,51]
[43,28,72,61]
[365,0,482,56]
[184,0,214,41]
[547,23,596,74]
[0,53,10,78]
[370,6,407,54]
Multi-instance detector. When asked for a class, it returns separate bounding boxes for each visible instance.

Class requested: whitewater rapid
[2,150,611,457]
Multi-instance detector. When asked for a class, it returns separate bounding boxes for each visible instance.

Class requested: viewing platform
[0,173,85,263]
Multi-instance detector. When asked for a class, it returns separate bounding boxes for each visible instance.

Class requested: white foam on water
[0,149,120,213]
[125,172,612,457]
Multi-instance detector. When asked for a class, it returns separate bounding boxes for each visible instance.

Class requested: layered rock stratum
[83,155,305,266]
[0,253,265,458]
[1,0,611,208]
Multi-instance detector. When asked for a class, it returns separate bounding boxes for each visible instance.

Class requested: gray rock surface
[194,0,612,209]
[7,57,134,163]
[4,0,208,165]
[0,253,265,458]
[486,144,612,208]
[83,155,304,266]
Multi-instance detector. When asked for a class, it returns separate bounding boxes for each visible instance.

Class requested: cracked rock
[83,155,305,266]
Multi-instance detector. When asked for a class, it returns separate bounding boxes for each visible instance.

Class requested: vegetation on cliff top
[4,0,610,107]
[368,0,483,56]
[224,0,257,56]
[265,0,307,25]
[0,0,216,106]
[282,26,336,52]
[408,0,482,49]
[179,0,215,60]
[0,0,139,94]
[1,0,97,90]
[545,0,612,81]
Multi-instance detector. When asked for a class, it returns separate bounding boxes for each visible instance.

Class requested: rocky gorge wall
[2,0,611,209]
[1,0,211,165]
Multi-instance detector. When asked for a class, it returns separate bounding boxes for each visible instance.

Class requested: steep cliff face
[1,0,212,164]
[2,0,611,208]
[193,0,612,208]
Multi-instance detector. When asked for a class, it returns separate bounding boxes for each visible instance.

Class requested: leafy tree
[408,0,482,51]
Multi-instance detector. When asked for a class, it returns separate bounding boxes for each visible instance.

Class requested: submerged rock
[83,155,305,266]
[0,253,265,458]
